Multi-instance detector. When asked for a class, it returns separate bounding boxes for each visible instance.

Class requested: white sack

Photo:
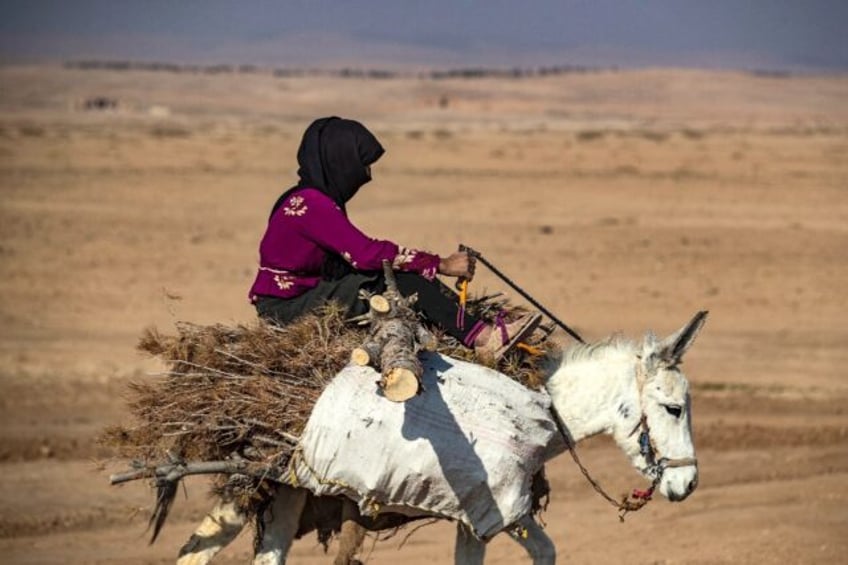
[291,351,562,539]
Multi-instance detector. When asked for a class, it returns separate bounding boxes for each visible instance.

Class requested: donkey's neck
[545,342,638,444]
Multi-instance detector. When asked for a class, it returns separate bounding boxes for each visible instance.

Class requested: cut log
[381,367,420,402]
[350,348,370,367]
[374,315,422,402]
[369,295,391,314]
[350,260,431,402]
[350,342,380,366]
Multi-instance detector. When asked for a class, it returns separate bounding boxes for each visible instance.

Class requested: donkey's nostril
[687,478,698,493]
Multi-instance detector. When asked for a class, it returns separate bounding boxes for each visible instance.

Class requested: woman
[248,117,540,360]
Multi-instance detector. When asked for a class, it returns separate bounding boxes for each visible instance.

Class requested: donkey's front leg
[454,522,485,565]
[177,498,247,565]
[509,514,555,565]
[252,485,307,565]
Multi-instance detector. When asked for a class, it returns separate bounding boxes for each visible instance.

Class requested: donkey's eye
[664,404,683,418]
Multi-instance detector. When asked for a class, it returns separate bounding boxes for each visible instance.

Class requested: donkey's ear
[657,311,708,366]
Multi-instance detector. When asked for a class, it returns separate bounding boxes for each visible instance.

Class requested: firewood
[373,316,422,401]
[381,367,420,402]
[351,261,429,402]
[109,459,255,485]
[369,294,391,314]
[350,342,380,366]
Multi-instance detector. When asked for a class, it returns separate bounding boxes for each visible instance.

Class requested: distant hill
[1,30,838,74]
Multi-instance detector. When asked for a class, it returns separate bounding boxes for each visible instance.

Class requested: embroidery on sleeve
[283,195,308,216]
[341,251,359,268]
[273,274,295,290]
[392,246,418,269]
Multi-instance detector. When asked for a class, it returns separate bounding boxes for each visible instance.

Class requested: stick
[110,460,252,485]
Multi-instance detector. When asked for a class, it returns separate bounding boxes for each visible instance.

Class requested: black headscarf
[272,116,385,216]
[270,117,385,280]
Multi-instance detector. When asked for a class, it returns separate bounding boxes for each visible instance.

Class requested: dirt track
[1,65,846,564]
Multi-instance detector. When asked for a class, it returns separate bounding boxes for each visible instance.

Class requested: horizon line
[2,58,844,78]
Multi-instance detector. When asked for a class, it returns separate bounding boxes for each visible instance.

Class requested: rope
[287,448,383,512]
[459,244,585,344]
[566,441,658,522]
[549,403,656,521]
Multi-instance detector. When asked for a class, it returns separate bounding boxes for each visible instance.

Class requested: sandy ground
[0,64,846,564]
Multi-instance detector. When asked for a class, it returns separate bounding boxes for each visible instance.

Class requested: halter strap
[633,362,698,475]
[662,457,699,468]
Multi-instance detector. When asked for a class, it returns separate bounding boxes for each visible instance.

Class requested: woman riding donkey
[248,116,540,360]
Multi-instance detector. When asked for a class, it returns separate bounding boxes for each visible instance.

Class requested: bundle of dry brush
[103,295,554,524]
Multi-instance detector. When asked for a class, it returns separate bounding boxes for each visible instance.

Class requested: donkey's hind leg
[177,499,247,565]
[509,514,555,565]
[454,522,485,565]
[334,498,366,565]
[252,485,307,565]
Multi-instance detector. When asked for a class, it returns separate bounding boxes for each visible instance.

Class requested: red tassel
[631,487,654,500]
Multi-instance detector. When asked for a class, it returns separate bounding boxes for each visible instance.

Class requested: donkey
[177,312,706,565]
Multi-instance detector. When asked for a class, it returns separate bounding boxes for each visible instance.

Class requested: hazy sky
[1,0,846,70]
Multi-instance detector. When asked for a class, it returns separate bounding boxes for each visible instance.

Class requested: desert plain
[0,64,847,564]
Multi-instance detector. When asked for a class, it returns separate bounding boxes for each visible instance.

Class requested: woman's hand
[438,251,475,279]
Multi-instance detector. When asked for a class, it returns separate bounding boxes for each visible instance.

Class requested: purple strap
[494,311,509,345]
[462,320,487,348]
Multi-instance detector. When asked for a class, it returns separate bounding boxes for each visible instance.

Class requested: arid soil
[0,65,846,564]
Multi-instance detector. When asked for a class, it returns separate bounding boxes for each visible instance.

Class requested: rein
[549,403,658,522]
[458,244,585,344]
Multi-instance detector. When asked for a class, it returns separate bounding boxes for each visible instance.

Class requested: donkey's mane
[555,334,636,368]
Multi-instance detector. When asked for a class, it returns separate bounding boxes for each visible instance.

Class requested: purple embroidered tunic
[249,188,440,302]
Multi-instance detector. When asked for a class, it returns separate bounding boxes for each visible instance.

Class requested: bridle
[626,413,698,506]
[550,355,698,521]
[631,360,698,481]
[632,412,699,477]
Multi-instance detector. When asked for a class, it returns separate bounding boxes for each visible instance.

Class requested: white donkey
[176,312,706,565]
